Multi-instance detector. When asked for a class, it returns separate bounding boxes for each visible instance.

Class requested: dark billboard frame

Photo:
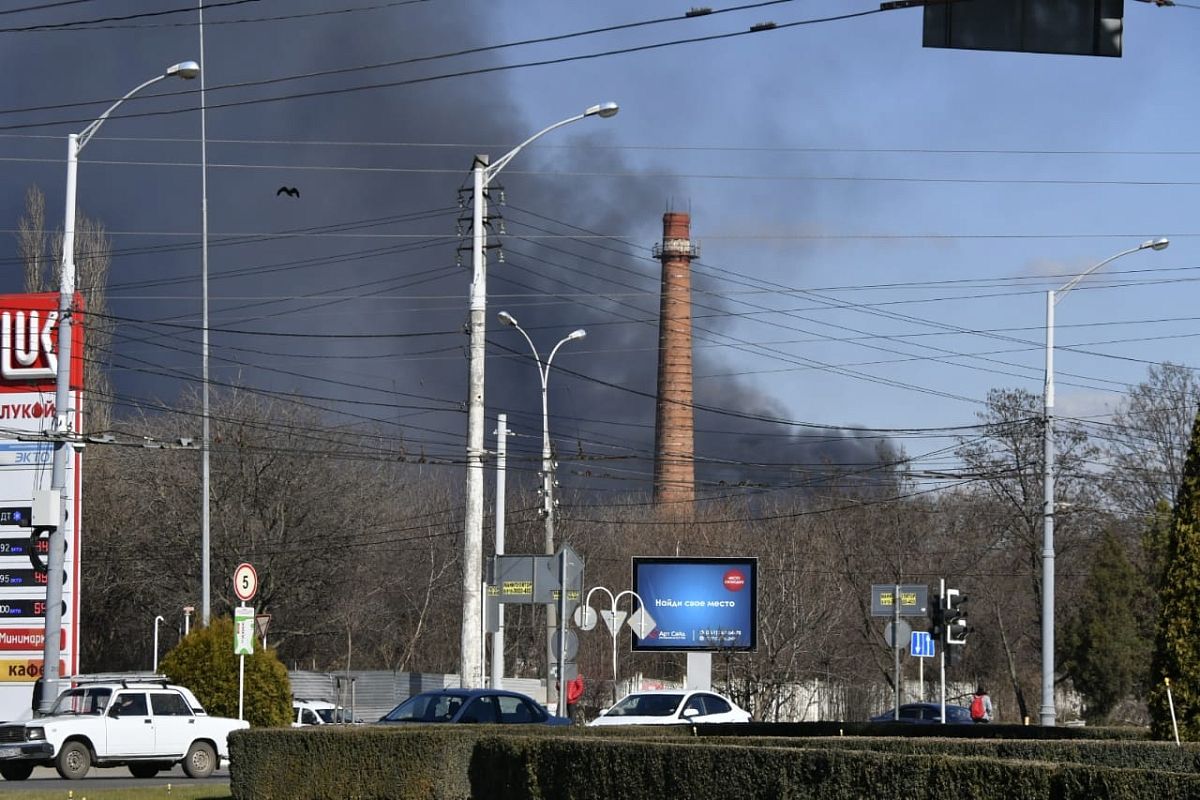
[631,556,758,653]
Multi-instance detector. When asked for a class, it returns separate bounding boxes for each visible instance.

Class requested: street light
[498,312,585,702]
[41,60,200,713]
[1040,236,1168,726]
[497,311,586,554]
[459,102,618,689]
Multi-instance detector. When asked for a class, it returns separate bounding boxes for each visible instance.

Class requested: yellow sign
[502,581,533,596]
[0,659,64,682]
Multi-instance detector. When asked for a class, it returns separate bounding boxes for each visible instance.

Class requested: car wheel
[0,762,33,781]
[182,741,216,779]
[55,740,91,780]
[129,763,161,778]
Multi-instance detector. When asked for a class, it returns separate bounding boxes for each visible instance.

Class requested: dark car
[378,689,571,726]
[870,702,973,724]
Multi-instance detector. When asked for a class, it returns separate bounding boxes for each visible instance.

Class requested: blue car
[378,689,571,726]
[870,703,973,724]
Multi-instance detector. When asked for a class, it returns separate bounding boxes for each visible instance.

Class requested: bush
[160,615,291,727]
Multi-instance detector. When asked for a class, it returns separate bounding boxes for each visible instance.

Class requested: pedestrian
[970,686,992,723]
[30,676,44,717]
[566,675,585,722]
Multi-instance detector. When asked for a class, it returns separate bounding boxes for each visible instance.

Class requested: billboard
[0,294,83,718]
[631,557,757,652]
[923,0,1123,58]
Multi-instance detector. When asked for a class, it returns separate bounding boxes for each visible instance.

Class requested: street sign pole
[232,565,257,722]
[893,584,900,721]
[557,549,568,716]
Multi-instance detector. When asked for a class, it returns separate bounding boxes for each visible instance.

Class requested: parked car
[0,680,248,781]
[587,690,751,727]
[292,699,362,727]
[377,689,570,726]
[870,702,973,724]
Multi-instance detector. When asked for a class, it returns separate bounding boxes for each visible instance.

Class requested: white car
[293,699,361,726]
[0,681,249,781]
[587,689,751,726]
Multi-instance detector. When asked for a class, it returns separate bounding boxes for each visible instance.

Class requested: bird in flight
[276,186,300,197]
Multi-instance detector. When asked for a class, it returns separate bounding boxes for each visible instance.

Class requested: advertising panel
[0,293,83,720]
[631,557,757,652]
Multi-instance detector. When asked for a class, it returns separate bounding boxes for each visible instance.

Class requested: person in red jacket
[566,675,585,722]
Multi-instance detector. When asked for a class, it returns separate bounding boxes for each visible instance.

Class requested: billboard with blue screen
[631,557,757,652]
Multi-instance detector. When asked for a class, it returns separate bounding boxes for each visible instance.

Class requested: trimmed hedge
[230,727,1200,800]
[696,720,1150,740]
[468,736,1200,800]
[230,726,479,800]
[706,735,1200,773]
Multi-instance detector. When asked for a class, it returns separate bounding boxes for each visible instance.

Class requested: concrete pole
[460,157,488,689]
[1041,290,1056,726]
[41,133,79,713]
[198,0,212,628]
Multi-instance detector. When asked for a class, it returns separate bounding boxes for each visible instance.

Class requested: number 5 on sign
[233,563,257,603]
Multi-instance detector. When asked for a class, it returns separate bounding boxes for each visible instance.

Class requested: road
[0,764,231,792]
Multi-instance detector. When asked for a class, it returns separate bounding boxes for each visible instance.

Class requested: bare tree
[1103,362,1200,520]
[16,184,115,433]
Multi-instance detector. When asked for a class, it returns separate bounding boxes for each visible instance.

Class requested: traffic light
[944,588,968,645]
[929,595,944,639]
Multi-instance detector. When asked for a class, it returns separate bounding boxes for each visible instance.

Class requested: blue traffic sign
[910,630,936,658]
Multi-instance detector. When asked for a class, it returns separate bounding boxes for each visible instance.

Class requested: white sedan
[587,690,750,726]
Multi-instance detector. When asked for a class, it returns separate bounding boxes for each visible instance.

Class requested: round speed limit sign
[233,562,258,602]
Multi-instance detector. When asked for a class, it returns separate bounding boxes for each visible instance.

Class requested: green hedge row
[709,735,1200,773]
[697,720,1149,740]
[469,737,1200,800]
[229,727,1200,800]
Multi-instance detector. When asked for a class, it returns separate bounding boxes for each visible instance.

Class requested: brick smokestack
[653,212,699,507]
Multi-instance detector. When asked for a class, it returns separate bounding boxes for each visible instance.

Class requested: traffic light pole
[939,578,946,725]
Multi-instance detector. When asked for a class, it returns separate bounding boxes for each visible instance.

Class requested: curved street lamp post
[1040,237,1168,726]
[498,312,585,708]
[577,586,654,705]
[459,103,617,689]
[42,61,200,713]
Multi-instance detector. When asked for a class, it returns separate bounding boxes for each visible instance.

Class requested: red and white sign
[233,563,258,602]
[0,294,83,393]
[0,628,66,651]
[0,293,84,721]
[723,569,746,592]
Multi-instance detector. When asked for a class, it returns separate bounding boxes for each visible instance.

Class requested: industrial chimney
[652,212,699,507]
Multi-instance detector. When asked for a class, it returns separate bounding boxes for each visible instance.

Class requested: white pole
[918,654,923,701]
[238,653,245,720]
[556,549,568,716]
[1041,290,1056,726]
[198,0,212,628]
[458,106,616,690]
[939,578,946,725]
[40,133,79,713]
[153,615,164,672]
[491,414,509,689]
[892,585,900,720]
[1166,678,1180,746]
[1037,239,1167,726]
[459,157,488,689]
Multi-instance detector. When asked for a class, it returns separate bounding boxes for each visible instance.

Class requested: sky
[0,0,1197,499]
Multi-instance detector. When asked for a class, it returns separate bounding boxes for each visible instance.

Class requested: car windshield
[317,707,356,723]
[49,687,112,716]
[381,693,464,723]
[606,693,684,717]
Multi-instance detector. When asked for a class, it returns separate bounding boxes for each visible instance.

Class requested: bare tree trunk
[995,602,1029,722]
